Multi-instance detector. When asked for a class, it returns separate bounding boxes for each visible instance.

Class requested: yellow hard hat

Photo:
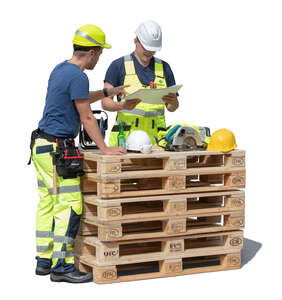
[207,128,237,152]
[72,24,111,49]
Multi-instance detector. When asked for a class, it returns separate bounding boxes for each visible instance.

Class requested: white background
[1,0,281,298]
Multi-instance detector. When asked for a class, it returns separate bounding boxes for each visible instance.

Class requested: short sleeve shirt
[38,61,89,138]
[104,53,177,100]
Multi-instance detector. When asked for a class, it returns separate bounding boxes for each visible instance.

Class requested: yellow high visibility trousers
[32,137,82,272]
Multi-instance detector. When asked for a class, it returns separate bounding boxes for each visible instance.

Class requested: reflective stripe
[48,185,81,195]
[124,60,135,75]
[36,231,53,238]
[125,55,162,64]
[37,245,53,253]
[75,30,103,47]
[52,251,74,259]
[155,60,164,77]
[119,108,165,118]
[154,57,162,63]
[38,180,80,194]
[124,54,132,61]
[53,236,73,244]
[37,180,46,188]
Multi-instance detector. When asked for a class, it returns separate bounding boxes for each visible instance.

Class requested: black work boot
[36,266,51,276]
[50,269,92,283]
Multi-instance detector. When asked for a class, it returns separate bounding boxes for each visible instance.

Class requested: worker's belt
[111,124,131,132]
[36,128,72,143]
[28,129,71,165]
[118,108,164,117]
[28,129,84,179]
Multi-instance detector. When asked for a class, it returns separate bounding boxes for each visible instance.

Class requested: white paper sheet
[124,84,183,105]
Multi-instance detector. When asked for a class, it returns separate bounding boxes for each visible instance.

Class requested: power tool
[156,124,211,151]
[79,110,108,149]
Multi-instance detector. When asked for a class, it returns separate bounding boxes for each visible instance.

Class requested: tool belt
[28,129,84,179]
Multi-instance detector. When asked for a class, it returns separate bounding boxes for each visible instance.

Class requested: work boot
[36,266,51,276]
[50,269,92,283]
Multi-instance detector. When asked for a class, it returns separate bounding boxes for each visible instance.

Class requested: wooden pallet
[83,190,245,221]
[79,210,244,241]
[82,149,245,199]
[83,148,245,174]
[81,170,245,199]
[74,230,243,266]
[75,236,242,284]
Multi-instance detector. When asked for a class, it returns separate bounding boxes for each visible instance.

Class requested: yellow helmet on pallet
[72,24,111,48]
[207,128,237,152]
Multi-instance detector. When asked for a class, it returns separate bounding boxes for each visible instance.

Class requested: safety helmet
[207,128,237,152]
[135,20,162,51]
[126,130,153,153]
[72,24,111,49]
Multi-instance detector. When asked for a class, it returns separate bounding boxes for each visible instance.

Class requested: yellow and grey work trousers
[32,137,82,273]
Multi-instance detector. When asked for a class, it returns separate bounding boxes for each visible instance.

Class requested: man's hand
[103,146,127,155]
[108,85,130,98]
[162,93,179,112]
[121,98,141,110]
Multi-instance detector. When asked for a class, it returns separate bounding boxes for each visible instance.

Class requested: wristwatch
[103,88,108,97]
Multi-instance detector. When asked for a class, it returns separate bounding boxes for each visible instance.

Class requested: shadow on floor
[241,238,262,267]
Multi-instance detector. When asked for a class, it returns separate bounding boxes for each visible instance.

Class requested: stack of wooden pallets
[74,148,245,283]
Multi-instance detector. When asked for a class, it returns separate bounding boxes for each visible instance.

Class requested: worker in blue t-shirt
[30,25,126,284]
[102,20,179,146]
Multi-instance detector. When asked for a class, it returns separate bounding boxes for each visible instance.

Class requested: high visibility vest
[109,54,167,147]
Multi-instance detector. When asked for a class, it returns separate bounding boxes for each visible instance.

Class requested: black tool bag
[51,138,84,179]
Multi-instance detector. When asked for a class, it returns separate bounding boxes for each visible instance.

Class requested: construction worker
[102,20,179,146]
[29,24,126,283]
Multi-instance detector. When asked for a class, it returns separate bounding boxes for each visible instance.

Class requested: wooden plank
[83,149,245,161]
[91,166,245,180]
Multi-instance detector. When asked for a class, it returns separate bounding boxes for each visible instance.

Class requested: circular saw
[165,126,205,151]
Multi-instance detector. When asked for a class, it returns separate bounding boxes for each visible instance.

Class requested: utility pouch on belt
[51,138,84,179]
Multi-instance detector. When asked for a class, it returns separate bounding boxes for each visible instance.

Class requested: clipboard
[124,84,182,105]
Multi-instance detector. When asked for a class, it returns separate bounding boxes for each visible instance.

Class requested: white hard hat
[135,20,162,52]
[126,130,153,153]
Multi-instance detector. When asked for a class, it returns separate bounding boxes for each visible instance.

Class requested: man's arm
[88,85,128,104]
[101,82,141,111]
[74,98,126,155]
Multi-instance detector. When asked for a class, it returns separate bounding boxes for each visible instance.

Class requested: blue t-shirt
[104,53,177,100]
[38,61,89,138]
